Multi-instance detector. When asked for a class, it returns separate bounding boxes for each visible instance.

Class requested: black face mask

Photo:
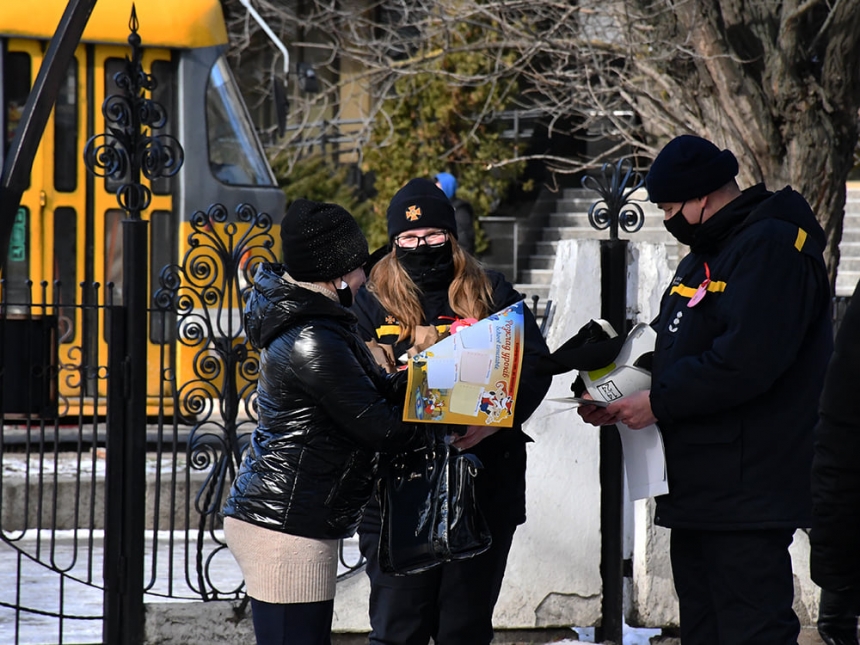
[663,203,702,247]
[395,242,455,288]
[334,280,353,307]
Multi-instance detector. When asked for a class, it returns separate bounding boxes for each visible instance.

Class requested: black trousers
[249,597,334,645]
[670,528,800,645]
[358,520,517,645]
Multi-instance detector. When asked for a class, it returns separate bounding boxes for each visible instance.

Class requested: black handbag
[378,437,492,575]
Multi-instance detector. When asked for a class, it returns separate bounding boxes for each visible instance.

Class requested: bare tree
[223,0,860,279]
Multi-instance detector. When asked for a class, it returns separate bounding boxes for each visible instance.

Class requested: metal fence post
[83,8,183,643]
[104,305,128,644]
[582,158,646,644]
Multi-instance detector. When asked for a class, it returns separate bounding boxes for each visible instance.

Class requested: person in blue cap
[435,171,476,254]
[578,134,833,645]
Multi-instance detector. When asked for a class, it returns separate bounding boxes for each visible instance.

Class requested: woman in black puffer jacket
[222,199,422,645]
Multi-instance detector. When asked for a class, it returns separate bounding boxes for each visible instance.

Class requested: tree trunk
[628,0,860,286]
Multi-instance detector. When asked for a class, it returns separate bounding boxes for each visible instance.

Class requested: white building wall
[495,238,604,628]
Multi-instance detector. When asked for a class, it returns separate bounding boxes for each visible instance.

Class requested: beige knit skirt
[223,517,338,603]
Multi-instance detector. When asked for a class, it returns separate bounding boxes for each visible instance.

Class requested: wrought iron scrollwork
[153,202,276,600]
[82,5,183,218]
[582,157,646,239]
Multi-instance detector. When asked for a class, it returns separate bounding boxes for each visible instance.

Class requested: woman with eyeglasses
[352,178,552,645]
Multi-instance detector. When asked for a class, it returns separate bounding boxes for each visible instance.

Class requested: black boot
[818,588,860,645]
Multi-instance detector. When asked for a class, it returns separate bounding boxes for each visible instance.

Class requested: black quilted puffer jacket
[222,264,421,539]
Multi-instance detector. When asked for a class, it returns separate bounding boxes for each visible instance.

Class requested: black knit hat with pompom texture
[280,199,369,282]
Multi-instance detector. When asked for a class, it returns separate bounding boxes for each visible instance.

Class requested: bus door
[2,40,51,310]
[2,39,90,414]
[2,39,177,415]
[96,45,177,412]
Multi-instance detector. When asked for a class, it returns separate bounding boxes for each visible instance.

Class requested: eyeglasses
[393,230,449,250]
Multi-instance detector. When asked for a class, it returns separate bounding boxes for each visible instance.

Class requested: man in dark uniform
[811,280,860,645]
[579,135,833,644]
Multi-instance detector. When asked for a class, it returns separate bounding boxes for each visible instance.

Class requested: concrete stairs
[513,184,860,305]
[513,187,676,306]
[835,183,860,297]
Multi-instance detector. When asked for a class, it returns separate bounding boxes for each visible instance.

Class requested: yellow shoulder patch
[794,227,807,252]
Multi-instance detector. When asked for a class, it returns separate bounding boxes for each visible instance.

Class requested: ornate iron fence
[0,280,118,644]
[0,204,367,644]
[148,202,273,603]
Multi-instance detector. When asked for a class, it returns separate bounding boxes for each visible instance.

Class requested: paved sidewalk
[0,528,836,645]
[649,627,827,645]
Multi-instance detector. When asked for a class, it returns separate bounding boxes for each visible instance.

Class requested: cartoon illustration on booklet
[403,301,525,427]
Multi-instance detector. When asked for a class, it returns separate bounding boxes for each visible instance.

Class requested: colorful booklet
[403,300,525,427]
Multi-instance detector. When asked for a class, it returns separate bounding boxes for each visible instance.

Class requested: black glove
[818,588,860,645]
[386,369,409,403]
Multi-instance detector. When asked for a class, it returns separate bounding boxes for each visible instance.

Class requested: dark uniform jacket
[811,280,860,592]
[650,185,832,530]
[353,270,551,526]
[222,264,421,540]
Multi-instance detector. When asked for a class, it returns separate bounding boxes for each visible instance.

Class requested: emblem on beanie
[406,205,422,221]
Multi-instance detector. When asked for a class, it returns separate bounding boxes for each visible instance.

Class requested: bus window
[4,51,31,189]
[206,56,275,187]
[104,209,124,305]
[150,59,175,196]
[54,59,78,192]
[54,207,77,342]
[4,207,30,306]
[103,58,125,196]
[149,209,176,344]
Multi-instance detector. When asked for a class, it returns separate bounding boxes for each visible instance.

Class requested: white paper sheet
[546,397,668,500]
[426,357,457,389]
[616,422,669,501]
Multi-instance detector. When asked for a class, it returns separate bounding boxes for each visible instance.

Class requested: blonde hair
[368,237,495,343]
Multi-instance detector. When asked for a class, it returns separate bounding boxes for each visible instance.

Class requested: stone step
[835,274,859,297]
[519,268,554,286]
[554,195,602,210]
[561,186,602,200]
[548,211,599,227]
[838,229,860,244]
[515,283,550,305]
[836,256,860,272]
[527,254,556,271]
[539,226,678,244]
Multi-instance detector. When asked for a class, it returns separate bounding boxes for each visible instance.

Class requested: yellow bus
[0,0,285,417]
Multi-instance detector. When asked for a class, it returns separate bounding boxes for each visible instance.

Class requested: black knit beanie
[387,178,458,240]
[280,199,369,282]
[645,135,739,203]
